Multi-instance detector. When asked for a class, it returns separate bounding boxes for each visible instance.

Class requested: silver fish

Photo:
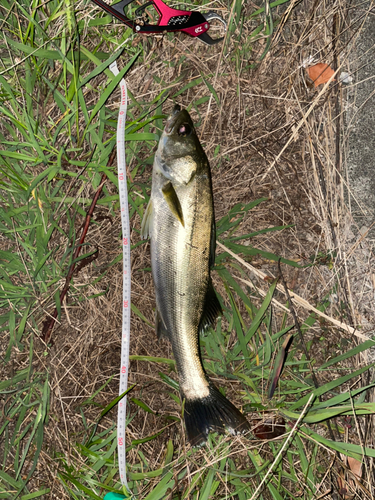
[141,105,248,446]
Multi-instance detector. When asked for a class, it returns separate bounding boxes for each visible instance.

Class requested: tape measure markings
[110,60,130,494]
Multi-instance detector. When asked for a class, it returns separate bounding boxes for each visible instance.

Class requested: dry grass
[2,0,375,498]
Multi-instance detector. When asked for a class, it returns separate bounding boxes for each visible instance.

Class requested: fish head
[155,105,205,185]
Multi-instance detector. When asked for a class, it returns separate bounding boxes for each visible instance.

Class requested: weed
[1,0,375,498]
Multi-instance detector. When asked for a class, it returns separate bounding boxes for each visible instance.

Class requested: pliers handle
[91,0,226,45]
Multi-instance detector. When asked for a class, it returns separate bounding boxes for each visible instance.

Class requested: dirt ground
[3,0,375,497]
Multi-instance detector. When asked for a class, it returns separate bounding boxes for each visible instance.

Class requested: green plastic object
[104,493,127,500]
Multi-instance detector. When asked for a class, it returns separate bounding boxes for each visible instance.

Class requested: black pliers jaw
[90,0,226,45]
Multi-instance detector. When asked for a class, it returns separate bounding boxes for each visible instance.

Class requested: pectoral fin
[141,198,153,239]
[198,279,223,334]
[162,181,184,227]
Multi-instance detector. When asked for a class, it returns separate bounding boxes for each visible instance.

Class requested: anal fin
[156,308,170,341]
[198,279,222,334]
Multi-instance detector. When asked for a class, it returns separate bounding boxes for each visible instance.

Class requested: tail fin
[183,382,249,447]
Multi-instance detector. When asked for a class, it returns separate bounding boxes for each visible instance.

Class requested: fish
[141,105,249,446]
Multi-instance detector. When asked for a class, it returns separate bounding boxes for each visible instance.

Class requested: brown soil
[2,0,375,498]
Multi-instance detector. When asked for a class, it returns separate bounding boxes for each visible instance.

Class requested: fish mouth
[165,104,182,134]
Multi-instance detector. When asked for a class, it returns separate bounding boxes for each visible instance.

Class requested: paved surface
[346,5,375,239]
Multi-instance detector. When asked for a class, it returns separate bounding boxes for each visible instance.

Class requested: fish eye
[177,123,192,136]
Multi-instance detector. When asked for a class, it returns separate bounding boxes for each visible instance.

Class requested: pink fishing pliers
[91,0,226,45]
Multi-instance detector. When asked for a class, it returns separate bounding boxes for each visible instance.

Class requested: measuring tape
[108,60,131,496]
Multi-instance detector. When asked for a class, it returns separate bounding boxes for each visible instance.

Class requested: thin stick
[41,149,116,344]
[277,260,318,384]
[216,241,365,339]
[277,260,336,443]
[258,64,340,184]
[248,394,315,500]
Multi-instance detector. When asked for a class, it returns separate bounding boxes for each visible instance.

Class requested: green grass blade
[284,402,375,423]
[84,52,140,130]
[233,280,277,357]
[289,364,374,411]
[142,471,175,500]
[319,338,375,369]
[301,426,375,461]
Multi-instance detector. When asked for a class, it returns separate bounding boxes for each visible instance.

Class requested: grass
[1,0,375,498]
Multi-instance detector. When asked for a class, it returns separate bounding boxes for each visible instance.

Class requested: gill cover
[157,105,203,186]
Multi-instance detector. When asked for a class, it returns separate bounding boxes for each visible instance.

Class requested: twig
[41,149,117,344]
[248,394,315,500]
[277,260,337,443]
[258,64,339,183]
[332,12,341,189]
[216,241,364,338]
[53,145,97,222]
[277,260,319,385]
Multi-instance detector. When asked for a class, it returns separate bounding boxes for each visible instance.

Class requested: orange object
[306,63,335,87]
